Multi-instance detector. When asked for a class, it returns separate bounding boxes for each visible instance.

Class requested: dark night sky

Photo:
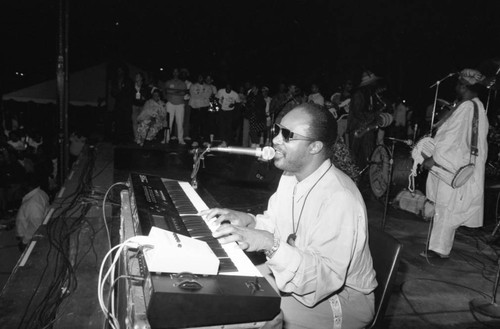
[3,0,500,107]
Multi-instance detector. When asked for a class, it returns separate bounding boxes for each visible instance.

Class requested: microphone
[386,137,413,146]
[208,146,276,160]
[354,113,393,138]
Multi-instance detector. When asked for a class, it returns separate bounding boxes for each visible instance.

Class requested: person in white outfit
[15,175,49,251]
[164,68,187,144]
[421,69,488,258]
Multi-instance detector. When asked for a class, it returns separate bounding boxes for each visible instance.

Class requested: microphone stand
[429,73,456,134]
[381,140,396,230]
[190,147,209,189]
[380,138,413,230]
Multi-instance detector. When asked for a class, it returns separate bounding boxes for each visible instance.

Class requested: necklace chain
[290,163,332,245]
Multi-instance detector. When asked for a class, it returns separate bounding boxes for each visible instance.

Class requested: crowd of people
[108,65,421,172]
[0,115,88,250]
[111,67,375,150]
[0,118,53,249]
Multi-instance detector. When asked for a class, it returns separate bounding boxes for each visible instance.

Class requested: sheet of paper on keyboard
[143,227,220,275]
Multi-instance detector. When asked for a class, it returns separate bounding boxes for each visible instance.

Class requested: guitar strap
[470,100,479,159]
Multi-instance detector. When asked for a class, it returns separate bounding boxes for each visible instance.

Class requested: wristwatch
[264,236,280,259]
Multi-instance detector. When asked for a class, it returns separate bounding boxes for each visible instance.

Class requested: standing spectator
[189,74,209,147]
[238,85,250,146]
[274,83,301,124]
[342,79,354,101]
[348,71,384,169]
[270,82,288,118]
[262,86,273,144]
[15,174,49,251]
[216,83,240,146]
[131,72,148,142]
[307,83,325,107]
[246,84,267,146]
[390,98,410,139]
[110,65,134,144]
[164,68,187,144]
[330,92,350,142]
[180,68,192,141]
[7,131,25,151]
[204,75,218,143]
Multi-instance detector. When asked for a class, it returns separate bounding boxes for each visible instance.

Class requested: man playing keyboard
[202,103,377,329]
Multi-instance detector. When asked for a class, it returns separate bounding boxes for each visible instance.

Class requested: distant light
[20,72,24,76]
[15,71,19,75]
[115,21,119,26]
[160,67,164,71]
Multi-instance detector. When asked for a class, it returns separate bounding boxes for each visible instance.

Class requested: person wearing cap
[420,69,489,259]
[347,71,384,169]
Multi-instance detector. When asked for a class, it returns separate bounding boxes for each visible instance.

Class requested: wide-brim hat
[359,71,381,87]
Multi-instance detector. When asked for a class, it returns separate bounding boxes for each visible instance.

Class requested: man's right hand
[199,208,255,228]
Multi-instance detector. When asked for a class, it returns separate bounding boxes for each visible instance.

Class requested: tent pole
[56,0,69,186]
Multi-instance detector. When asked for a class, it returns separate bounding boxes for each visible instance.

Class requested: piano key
[176,181,261,277]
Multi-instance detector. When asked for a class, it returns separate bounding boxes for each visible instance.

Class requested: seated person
[202,104,377,329]
[136,88,167,145]
[15,174,50,251]
[69,131,87,168]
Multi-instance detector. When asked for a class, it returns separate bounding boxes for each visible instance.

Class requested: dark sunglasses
[272,123,314,143]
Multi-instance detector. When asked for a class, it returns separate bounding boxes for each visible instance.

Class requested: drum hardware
[386,137,413,146]
[380,141,396,230]
[370,140,429,222]
[378,137,418,229]
[354,113,393,138]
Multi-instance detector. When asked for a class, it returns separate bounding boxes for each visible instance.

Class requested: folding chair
[367,225,403,328]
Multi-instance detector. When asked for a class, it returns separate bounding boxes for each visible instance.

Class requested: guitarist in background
[347,71,386,169]
[421,69,489,259]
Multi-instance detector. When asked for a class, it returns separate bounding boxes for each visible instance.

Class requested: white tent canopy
[2,63,144,107]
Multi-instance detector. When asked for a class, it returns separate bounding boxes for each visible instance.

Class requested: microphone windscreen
[261,147,276,160]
